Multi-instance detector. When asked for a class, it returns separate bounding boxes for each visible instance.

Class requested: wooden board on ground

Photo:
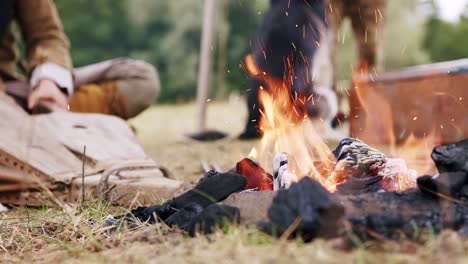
[351,59,468,145]
[0,93,182,206]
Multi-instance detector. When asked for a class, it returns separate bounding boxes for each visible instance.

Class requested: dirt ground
[1,101,468,263]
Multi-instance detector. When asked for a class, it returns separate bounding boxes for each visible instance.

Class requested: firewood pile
[114,137,468,243]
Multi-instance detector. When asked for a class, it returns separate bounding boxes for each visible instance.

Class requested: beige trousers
[6,58,160,119]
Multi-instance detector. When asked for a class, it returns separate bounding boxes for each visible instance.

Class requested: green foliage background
[55,0,468,103]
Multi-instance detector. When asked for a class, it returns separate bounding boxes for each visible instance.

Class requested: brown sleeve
[15,0,73,75]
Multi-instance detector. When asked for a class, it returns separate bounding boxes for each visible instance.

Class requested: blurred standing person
[0,0,159,119]
[325,0,387,100]
[239,0,332,139]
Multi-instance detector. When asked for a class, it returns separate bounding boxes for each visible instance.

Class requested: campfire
[242,55,439,193]
[116,57,468,243]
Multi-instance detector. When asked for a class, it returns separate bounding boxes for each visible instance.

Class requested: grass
[1,100,468,263]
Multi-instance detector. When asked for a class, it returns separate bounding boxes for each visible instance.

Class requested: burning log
[268,137,418,193]
[331,138,417,193]
[235,158,273,191]
[114,137,468,242]
[224,176,468,241]
[227,139,468,241]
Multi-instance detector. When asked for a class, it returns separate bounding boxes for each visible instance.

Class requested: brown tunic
[0,0,72,91]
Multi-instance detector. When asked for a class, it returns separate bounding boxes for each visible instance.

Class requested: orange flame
[352,61,440,183]
[245,55,336,190]
[245,54,441,192]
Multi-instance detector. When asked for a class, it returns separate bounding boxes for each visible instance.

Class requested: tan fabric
[0,0,72,91]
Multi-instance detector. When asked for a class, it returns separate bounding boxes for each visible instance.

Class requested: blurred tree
[221,0,267,95]
[330,0,430,86]
[53,0,450,103]
[423,4,468,62]
[382,0,430,69]
[55,0,135,66]
[134,1,203,102]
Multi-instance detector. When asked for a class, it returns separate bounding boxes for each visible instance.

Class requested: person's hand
[28,79,68,110]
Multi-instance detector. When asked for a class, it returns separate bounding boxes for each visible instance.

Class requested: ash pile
[110,138,468,242]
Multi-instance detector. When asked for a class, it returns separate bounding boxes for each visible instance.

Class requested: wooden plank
[351,67,468,145]
[355,58,468,83]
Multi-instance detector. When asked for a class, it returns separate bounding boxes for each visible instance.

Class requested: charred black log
[334,139,468,240]
[117,170,246,224]
[165,203,204,230]
[417,139,468,197]
[417,172,467,196]
[164,203,240,236]
[187,204,240,236]
[335,175,384,195]
[431,139,468,173]
[343,190,468,240]
[259,177,346,241]
[231,178,468,241]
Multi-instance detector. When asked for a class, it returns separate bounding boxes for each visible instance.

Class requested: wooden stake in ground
[196,0,217,132]
[189,0,228,141]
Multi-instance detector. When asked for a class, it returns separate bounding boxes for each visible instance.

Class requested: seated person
[0,0,159,119]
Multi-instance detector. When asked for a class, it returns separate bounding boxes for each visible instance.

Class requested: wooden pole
[216,0,229,99]
[196,0,218,132]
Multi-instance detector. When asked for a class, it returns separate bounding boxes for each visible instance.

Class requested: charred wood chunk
[332,138,386,181]
[349,211,441,241]
[349,212,406,240]
[165,203,204,230]
[260,177,345,241]
[432,139,468,173]
[118,203,175,224]
[417,172,468,196]
[342,190,468,240]
[461,185,468,197]
[336,176,384,195]
[345,190,443,240]
[115,170,246,225]
[236,158,273,191]
[187,204,240,237]
[170,170,247,209]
